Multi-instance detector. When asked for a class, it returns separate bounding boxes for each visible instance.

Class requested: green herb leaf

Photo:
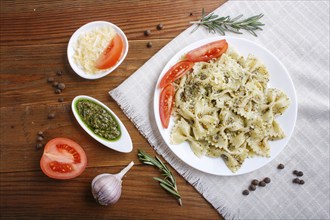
[159,183,181,198]
[153,177,175,188]
[138,149,182,206]
[190,9,265,37]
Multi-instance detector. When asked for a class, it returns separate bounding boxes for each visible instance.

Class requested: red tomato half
[159,61,194,89]
[95,33,124,69]
[186,39,228,62]
[159,84,175,128]
[40,138,87,180]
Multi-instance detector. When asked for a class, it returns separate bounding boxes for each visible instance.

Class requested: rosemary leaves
[137,149,182,206]
[190,8,265,37]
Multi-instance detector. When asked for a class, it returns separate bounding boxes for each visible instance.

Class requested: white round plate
[72,95,133,153]
[153,36,297,176]
[67,21,129,80]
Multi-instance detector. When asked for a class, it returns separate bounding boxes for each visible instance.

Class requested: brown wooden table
[0,1,226,219]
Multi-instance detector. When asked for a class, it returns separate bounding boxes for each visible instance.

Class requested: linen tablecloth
[110,1,329,219]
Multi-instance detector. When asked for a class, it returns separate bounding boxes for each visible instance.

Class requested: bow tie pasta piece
[171,118,191,144]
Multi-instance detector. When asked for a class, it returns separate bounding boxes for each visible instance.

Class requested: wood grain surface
[0,0,226,219]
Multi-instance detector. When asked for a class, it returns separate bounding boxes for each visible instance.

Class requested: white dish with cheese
[67,21,128,80]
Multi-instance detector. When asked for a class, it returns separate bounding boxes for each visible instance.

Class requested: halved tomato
[95,33,124,69]
[40,138,87,180]
[186,39,228,62]
[159,84,175,128]
[159,60,194,89]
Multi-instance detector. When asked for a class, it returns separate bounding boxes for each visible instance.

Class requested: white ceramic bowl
[67,21,129,80]
[72,95,133,153]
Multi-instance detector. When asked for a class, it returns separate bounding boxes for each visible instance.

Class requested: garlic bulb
[91,161,134,206]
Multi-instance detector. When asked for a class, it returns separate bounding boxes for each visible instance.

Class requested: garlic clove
[91,161,134,206]
[92,174,122,205]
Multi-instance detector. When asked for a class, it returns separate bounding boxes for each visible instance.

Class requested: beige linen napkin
[110,1,329,219]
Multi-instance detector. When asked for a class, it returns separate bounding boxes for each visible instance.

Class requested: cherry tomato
[159,61,194,89]
[186,39,228,62]
[95,33,124,69]
[159,84,175,128]
[40,138,87,180]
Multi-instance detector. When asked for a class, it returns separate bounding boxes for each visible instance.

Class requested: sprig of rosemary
[190,8,265,37]
[137,149,182,206]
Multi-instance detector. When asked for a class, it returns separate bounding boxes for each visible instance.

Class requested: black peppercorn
[156,24,164,30]
[251,179,259,185]
[259,181,266,187]
[293,178,300,183]
[36,143,43,149]
[297,171,303,177]
[249,184,256,191]
[277,163,285,169]
[48,112,55,119]
[47,77,54,83]
[147,42,153,48]
[57,83,65,90]
[144,30,151,36]
[264,177,271,184]
[37,136,44,141]
[242,190,249,195]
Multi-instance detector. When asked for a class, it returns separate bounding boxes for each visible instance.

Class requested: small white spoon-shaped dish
[67,21,129,80]
[72,95,132,153]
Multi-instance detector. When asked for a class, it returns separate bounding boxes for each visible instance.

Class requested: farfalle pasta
[170,46,290,173]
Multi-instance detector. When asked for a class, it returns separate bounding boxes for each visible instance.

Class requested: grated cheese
[73,26,116,74]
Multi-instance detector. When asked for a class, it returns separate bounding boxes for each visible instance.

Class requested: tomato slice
[186,39,228,62]
[95,33,124,69]
[159,61,194,89]
[159,84,175,128]
[40,138,87,180]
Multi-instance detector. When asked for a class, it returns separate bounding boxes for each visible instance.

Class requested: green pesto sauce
[76,99,121,141]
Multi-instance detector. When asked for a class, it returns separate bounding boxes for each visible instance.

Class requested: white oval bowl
[72,95,133,153]
[67,21,129,80]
